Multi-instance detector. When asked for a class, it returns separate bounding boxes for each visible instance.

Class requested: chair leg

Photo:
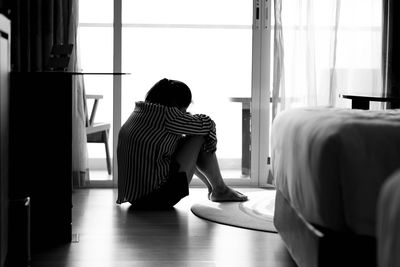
[103,130,112,175]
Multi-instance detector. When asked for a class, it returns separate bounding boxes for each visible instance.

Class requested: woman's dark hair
[145,78,192,109]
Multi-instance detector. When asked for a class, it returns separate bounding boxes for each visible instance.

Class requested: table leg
[351,99,370,110]
[242,108,251,176]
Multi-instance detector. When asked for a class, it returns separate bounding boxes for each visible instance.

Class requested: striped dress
[116,101,216,204]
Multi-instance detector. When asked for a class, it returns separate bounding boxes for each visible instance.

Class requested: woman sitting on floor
[116,78,247,209]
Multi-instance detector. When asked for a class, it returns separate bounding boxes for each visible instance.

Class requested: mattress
[271,107,400,237]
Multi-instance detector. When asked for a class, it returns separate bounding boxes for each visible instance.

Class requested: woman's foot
[210,187,248,202]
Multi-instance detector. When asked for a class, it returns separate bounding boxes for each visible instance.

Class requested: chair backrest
[84,96,91,128]
[84,97,90,128]
[84,95,104,128]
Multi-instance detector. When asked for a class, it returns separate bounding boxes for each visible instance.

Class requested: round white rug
[190,189,277,233]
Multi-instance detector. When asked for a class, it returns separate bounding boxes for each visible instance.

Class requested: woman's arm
[165,107,213,135]
[165,107,217,152]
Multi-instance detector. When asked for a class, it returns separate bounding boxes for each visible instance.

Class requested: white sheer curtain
[272,0,383,116]
[70,0,89,188]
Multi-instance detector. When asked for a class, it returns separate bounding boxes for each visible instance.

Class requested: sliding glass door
[79,0,272,187]
[121,0,256,185]
[79,0,114,185]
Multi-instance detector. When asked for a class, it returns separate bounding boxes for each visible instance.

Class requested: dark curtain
[9,0,74,72]
[383,0,400,108]
[9,0,89,186]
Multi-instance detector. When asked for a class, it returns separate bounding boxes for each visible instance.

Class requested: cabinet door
[9,72,72,252]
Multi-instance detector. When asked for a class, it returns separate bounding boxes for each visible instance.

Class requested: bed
[271,107,400,267]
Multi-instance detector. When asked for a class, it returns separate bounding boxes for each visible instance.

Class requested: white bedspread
[271,107,400,237]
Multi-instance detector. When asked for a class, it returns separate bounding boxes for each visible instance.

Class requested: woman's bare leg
[173,135,247,202]
[196,149,247,202]
[194,168,212,199]
[172,135,205,183]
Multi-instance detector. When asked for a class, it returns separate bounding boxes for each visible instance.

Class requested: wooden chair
[84,94,112,175]
[47,43,112,175]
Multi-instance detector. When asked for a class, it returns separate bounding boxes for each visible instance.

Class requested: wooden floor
[30,188,297,267]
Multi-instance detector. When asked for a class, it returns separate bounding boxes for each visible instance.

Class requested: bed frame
[274,189,377,267]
